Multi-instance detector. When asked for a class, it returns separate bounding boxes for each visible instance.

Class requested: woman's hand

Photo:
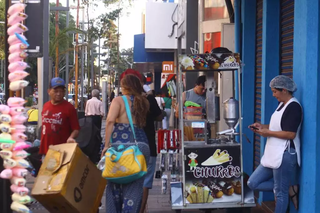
[255,128,270,137]
[101,146,108,159]
[248,123,262,131]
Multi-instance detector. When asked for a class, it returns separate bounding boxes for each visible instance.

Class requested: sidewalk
[26,120,266,213]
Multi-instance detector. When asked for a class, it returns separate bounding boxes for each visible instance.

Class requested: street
[25,120,267,213]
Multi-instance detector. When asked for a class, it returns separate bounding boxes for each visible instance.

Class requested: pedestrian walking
[117,69,164,213]
[85,89,104,130]
[155,91,165,129]
[101,74,150,213]
[162,93,172,129]
[39,77,80,156]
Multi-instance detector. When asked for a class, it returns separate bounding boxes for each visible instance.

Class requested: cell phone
[249,125,259,130]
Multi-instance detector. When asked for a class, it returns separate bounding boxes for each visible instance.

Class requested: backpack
[76,117,102,164]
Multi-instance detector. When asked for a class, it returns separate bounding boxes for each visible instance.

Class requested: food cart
[167,51,256,212]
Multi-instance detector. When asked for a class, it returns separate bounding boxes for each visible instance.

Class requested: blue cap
[50,77,66,88]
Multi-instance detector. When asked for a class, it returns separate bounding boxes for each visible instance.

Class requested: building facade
[240,0,320,212]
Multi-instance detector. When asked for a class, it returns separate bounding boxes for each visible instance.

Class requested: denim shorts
[143,156,157,189]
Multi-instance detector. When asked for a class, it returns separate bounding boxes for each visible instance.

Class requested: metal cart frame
[171,50,256,211]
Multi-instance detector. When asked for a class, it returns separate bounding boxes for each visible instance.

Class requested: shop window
[204,0,233,21]
[204,32,221,53]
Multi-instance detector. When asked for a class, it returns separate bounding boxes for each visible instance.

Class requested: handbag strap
[121,96,137,142]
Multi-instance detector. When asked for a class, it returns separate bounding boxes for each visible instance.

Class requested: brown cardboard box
[31,143,107,213]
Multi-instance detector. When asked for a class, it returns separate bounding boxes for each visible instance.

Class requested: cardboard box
[31,143,107,213]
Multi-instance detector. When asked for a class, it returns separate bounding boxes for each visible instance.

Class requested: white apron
[261,97,301,169]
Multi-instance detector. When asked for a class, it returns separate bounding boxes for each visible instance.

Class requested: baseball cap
[50,77,66,89]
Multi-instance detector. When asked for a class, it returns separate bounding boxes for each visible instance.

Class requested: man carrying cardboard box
[39,77,80,156]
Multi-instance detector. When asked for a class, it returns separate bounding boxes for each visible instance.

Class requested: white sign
[177,0,186,37]
[191,122,205,128]
[177,0,186,28]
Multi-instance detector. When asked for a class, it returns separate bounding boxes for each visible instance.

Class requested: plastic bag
[97,156,105,171]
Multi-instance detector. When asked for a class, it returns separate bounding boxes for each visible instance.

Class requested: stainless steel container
[223,97,239,129]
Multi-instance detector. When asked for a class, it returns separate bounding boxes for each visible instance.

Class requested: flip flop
[289,184,299,210]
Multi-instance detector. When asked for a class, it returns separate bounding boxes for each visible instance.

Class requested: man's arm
[67,106,81,143]
[85,100,89,116]
[67,130,79,143]
[99,101,105,117]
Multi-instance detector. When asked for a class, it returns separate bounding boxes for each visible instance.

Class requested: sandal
[289,184,299,210]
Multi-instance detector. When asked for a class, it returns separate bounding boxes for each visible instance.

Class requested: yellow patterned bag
[102,96,147,184]
[102,144,147,184]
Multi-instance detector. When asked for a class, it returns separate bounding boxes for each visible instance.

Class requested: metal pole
[81,46,84,110]
[102,81,107,116]
[91,42,94,89]
[43,0,50,103]
[65,0,69,100]
[73,39,76,65]
[37,58,44,129]
[234,0,240,100]
[177,37,186,207]
[74,0,80,109]
[98,37,101,89]
[55,0,59,77]
[1,0,12,211]
[80,9,84,111]
[237,67,244,203]
[117,2,120,95]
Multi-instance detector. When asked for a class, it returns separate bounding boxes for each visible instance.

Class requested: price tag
[191,122,205,128]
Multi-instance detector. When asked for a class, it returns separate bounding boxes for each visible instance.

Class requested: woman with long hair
[101,74,150,213]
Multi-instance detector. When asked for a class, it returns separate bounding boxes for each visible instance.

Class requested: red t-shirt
[39,100,80,154]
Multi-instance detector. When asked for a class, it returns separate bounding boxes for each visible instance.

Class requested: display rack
[167,52,256,212]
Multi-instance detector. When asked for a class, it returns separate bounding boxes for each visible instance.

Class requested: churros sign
[202,149,233,166]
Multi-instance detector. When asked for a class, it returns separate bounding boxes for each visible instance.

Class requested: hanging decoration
[0,1,33,213]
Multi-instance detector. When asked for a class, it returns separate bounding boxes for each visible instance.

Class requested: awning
[133,62,162,73]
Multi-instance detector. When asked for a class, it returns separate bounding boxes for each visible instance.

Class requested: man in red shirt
[39,77,80,155]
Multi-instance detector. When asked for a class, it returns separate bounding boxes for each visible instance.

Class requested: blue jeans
[247,148,297,213]
[143,156,157,189]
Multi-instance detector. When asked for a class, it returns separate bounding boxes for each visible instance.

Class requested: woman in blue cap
[247,75,302,213]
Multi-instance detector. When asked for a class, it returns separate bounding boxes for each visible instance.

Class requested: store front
[240,0,320,212]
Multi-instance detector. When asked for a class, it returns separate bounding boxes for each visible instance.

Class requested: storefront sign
[162,61,175,73]
[180,53,240,71]
[184,146,242,204]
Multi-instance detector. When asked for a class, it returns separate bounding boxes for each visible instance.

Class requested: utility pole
[86,3,90,95]
[80,9,85,111]
[65,0,70,100]
[74,0,80,109]
[80,45,84,110]
[117,3,120,95]
[55,0,59,77]
[98,36,101,88]
[91,41,94,89]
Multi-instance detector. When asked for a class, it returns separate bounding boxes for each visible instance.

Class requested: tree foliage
[0,0,6,59]
[103,0,132,6]
[49,3,77,67]
[26,4,78,88]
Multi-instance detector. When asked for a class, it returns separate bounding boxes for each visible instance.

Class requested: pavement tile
[24,120,266,213]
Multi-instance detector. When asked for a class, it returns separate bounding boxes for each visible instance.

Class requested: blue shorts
[143,156,157,189]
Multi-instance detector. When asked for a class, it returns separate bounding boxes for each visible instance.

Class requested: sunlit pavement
[26,120,266,213]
